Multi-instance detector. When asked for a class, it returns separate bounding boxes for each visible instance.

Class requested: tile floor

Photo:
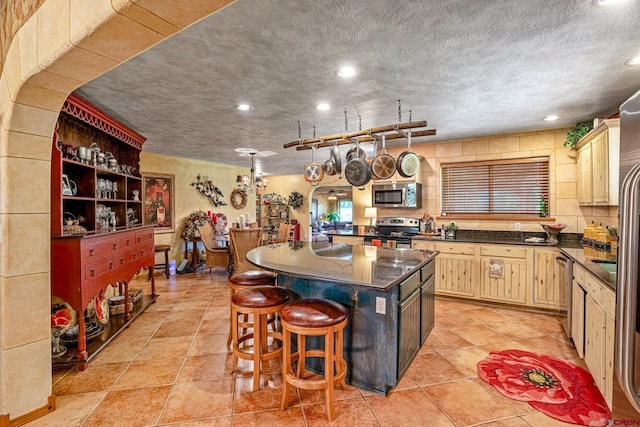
[32,269,587,427]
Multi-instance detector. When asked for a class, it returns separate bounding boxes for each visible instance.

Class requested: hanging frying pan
[371,134,397,180]
[304,145,324,185]
[323,142,340,176]
[396,129,420,178]
[331,143,341,175]
[344,138,371,187]
[346,143,366,162]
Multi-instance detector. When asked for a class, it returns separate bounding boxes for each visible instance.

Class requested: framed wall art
[142,173,175,233]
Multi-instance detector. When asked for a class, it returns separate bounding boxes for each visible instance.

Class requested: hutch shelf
[50,93,157,370]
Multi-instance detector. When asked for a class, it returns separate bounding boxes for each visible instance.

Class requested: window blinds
[441,157,549,216]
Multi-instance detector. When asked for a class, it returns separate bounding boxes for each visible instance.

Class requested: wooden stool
[280,299,348,421]
[227,270,277,348]
[148,244,171,279]
[231,286,290,391]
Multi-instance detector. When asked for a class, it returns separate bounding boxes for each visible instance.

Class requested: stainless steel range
[363,217,420,248]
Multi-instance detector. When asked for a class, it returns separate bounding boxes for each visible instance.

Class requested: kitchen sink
[591,259,617,274]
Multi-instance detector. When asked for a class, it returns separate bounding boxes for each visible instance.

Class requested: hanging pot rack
[294,128,437,150]
[283,119,433,149]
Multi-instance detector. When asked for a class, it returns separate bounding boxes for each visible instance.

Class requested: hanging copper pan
[371,134,397,180]
[304,146,324,185]
[396,130,420,178]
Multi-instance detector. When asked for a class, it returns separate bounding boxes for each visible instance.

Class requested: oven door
[364,236,411,249]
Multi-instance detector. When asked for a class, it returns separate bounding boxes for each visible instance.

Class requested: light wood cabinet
[433,242,477,298]
[532,248,567,310]
[575,119,620,206]
[571,279,586,358]
[479,245,530,305]
[332,235,364,245]
[571,261,615,406]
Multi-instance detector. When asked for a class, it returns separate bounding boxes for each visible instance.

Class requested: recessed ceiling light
[543,115,559,121]
[316,103,332,111]
[235,104,253,111]
[592,0,627,6]
[335,66,359,78]
[624,56,640,66]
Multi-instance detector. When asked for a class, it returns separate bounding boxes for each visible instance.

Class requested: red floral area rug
[477,349,611,426]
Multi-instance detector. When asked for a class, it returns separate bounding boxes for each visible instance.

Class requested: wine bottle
[154,192,166,226]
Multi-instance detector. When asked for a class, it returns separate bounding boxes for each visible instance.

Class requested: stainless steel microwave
[372,183,422,208]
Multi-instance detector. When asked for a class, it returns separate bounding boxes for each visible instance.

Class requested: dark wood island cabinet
[50,94,156,370]
[247,242,438,395]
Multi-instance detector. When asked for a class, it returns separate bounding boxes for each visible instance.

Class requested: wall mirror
[311,185,353,223]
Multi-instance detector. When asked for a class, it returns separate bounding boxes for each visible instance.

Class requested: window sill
[435,215,556,222]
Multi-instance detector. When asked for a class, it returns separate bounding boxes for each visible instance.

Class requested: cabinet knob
[109,261,114,269]
[120,257,125,264]
[133,253,137,259]
[126,239,131,246]
[90,248,95,256]
[113,242,118,250]
[90,268,95,277]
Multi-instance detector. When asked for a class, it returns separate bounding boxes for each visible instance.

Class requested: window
[441,157,549,217]
[338,199,353,221]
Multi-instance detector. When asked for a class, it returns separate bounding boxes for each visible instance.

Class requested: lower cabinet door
[398,290,421,378]
[420,276,435,344]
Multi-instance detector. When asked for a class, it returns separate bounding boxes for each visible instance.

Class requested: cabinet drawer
[135,229,154,245]
[573,263,586,284]
[85,256,116,281]
[480,245,527,259]
[399,272,421,301]
[585,274,604,306]
[434,242,475,255]
[420,261,435,282]
[83,236,121,259]
[604,287,615,317]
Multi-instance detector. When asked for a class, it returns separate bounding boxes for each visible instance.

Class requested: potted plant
[327,211,340,229]
[564,121,594,148]
[444,222,458,239]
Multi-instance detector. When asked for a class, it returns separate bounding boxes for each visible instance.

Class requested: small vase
[51,328,67,358]
[445,230,456,240]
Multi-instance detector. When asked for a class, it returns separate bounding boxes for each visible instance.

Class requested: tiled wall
[268,127,619,237]
[377,128,618,233]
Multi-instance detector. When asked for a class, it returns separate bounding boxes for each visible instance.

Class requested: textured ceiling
[76,0,640,176]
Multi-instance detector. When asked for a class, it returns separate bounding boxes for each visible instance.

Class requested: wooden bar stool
[148,244,171,279]
[231,286,290,391]
[280,299,348,421]
[227,270,277,348]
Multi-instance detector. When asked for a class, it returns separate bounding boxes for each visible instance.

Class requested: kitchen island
[246,241,438,395]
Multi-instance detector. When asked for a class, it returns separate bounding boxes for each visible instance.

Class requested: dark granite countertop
[246,241,437,291]
[557,243,617,290]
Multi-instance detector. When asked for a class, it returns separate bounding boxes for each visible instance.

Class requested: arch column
[0,0,233,421]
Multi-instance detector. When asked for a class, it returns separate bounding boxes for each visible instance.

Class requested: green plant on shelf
[564,121,593,148]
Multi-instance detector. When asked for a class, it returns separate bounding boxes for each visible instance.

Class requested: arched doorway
[0,1,233,422]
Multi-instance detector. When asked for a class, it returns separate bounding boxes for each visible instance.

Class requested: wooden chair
[275,224,291,243]
[229,228,263,274]
[197,223,230,273]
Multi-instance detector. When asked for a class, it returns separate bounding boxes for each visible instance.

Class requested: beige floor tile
[53,362,130,396]
[89,337,148,365]
[233,373,297,413]
[303,397,378,426]
[401,351,466,386]
[461,307,512,323]
[479,418,534,426]
[25,391,107,427]
[178,353,234,382]
[232,407,304,426]
[423,326,474,350]
[84,386,172,427]
[159,379,234,424]
[189,332,232,355]
[365,388,455,427]
[112,357,183,390]
[446,323,513,346]
[437,346,491,376]
[135,335,194,361]
[158,419,231,427]
[423,378,517,425]
[521,411,578,426]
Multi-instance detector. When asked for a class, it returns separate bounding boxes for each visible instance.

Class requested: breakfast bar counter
[247,242,438,395]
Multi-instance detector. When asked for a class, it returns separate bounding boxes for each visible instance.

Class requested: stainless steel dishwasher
[555,254,573,340]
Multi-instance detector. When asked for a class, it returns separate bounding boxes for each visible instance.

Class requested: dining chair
[197,222,230,273]
[229,228,263,274]
[275,224,292,243]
